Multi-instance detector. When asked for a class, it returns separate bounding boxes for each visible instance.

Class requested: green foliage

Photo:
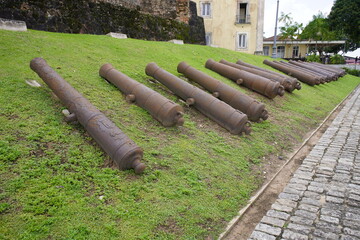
[300,12,342,54]
[0,29,360,239]
[343,67,360,77]
[305,54,321,63]
[300,13,337,41]
[330,54,345,64]
[278,12,303,40]
[328,0,360,51]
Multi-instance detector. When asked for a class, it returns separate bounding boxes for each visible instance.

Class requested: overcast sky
[263,0,335,37]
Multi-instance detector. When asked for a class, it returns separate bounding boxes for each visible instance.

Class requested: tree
[300,12,339,54]
[278,12,303,40]
[328,0,360,51]
[300,12,336,41]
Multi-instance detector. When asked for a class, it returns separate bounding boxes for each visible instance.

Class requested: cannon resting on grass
[30,58,145,174]
[288,60,338,81]
[177,61,268,122]
[145,62,251,135]
[236,59,301,91]
[263,59,321,86]
[309,62,346,77]
[219,59,294,92]
[99,63,184,127]
[205,59,285,99]
[278,61,327,83]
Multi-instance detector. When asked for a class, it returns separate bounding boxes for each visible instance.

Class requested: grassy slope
[0,29,359,239]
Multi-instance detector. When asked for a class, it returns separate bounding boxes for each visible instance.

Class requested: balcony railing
[235,14,251,24]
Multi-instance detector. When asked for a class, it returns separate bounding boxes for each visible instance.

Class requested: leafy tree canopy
[328,0,360,51]
[300,12,338,41]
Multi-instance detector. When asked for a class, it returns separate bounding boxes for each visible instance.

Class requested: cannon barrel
[205,59,285,99]
[219,59,294,92]
[308,62,346,76]
[302,62,341,78]
[278,61,327,83]
[288,60,338,81]
[30,58,145,174]
[177,62,268,122]
[99,64,184,127]
[263,59,320,86]
[145,62,251,135]
[236,59,301,90]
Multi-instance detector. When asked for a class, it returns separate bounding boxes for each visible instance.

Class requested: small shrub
[343,67,360,77]
[330,54,345,64]
[306,54,321,62]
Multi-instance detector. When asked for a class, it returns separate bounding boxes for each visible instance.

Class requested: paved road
[249,86,360,240]
[332,64,359,70]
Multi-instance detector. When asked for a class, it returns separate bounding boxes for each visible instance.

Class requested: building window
[263,46,270,56]
[277,46,285,58]
[205,32,212,46]
[292,46,299,58]
[236,2,250,24]
[237,33,247,49]
[200,2,211,17]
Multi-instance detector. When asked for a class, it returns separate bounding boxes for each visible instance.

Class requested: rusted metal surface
[205,59,285,99]
[177,61,268,122]
[220,59,295,92]
[145,62,251,135]
[263,59,321,86]
[30,58,145,174]
[308,62,346,77]
[99,63,184,127]
[288,60,338,81]
[278,61,327,83]
[302,62,341,78]
[236,59,301,91]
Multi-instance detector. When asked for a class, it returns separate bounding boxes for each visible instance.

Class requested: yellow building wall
[263,43,308,58]
[192,0,264,54]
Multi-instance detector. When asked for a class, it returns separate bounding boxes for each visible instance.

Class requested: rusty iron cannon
[302,62,342,79]
[308,62,346,77]
[263,59,321,86]
[205,59,285,99]
[288,60,338,81]
[145,62,251,135]
[30,58,145,174]
[99,63,184,127]
[177,61,268,122]
[236,59,301,91]
[278,61,327,83]
[219,59,295,92]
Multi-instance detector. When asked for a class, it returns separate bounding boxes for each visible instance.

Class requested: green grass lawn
[1,29,359,239]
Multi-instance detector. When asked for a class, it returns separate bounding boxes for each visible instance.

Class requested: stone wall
[0,0,205,44]
[93,0,188,22]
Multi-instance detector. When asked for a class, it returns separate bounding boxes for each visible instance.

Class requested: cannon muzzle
[100,63,184,127]
[177,61,268,122]
[30,58,145,174]
[146,62,251,135]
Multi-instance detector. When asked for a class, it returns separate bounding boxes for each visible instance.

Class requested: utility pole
[272,0,280,58]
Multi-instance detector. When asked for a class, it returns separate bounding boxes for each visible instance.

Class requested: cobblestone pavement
[249,87,360,240]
